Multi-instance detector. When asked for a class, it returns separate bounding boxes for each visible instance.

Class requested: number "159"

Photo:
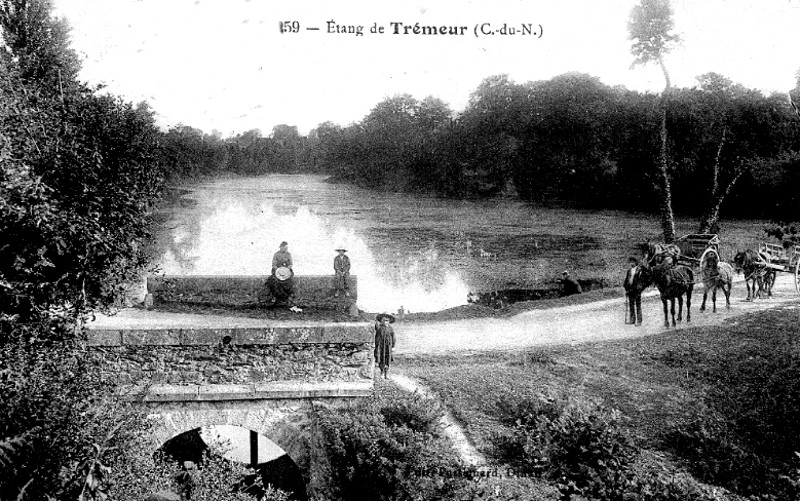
[279,21,300,33]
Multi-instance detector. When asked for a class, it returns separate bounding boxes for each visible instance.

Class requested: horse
[623,259,652,326]
[650,263,694,328]
[732,249,774,300]
[699,253,733,313]
[639,241,682,266]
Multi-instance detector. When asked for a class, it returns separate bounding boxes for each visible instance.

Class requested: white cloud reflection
[158,190,471,313]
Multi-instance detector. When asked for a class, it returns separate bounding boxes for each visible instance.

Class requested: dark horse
[624,259,651,326]
[651,263,694,327]
[732,249,775,300]
[639,241,681,266]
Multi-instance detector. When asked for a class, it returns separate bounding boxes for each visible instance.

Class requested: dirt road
[393,274,800,355]
[89,275,799,355]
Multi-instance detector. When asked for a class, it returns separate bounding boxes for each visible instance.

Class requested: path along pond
[150,174,767,313]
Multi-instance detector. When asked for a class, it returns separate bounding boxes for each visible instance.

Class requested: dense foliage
[313,390,563,501]
[656,311,800,500]
[492,395,719,501]
[162,71,800,224]
[1,1,164,498]
[109,449,292,501]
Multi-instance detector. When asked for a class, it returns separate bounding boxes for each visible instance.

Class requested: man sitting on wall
[267,241,295,305]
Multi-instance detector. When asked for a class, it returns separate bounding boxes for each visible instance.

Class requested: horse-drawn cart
[643,233,721,270]
[757,242,800,293]
[673,233,720,270]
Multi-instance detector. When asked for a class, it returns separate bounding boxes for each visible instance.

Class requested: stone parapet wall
[92,343,372,385]
[87,321,375,401]
[147,275,357,308]
[88,323,374,346]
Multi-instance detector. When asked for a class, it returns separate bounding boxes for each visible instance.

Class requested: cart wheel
[699,247,720,270]
[794,259,800,294]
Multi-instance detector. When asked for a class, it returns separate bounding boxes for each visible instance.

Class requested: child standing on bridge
[374,313,396,379]
[333,247,351,297]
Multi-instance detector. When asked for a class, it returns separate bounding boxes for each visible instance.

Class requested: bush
[663,402,798,500]
[0,330,154,501]
[654,317,800,499]
[379,393,444,435]
[495,395,643,500]
[315,397,465,501]
[452,477,560,501]
[110,448,293,501]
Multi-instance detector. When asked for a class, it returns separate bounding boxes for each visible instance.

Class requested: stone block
[86,330,123,346]
[321,323,373,343]
[122,329,181,346]
[133,381,374,402]
[180,328,238,346]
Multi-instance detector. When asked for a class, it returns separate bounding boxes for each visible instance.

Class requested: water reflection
[156,175,472,312]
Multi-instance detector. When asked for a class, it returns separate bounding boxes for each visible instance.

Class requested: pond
[151,174,766,312]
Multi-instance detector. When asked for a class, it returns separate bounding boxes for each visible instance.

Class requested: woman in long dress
[374,313,395,379]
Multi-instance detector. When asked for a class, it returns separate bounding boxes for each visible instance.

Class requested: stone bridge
[87,276,374,498]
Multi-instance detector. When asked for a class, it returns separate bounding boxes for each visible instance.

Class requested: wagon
[757,242,800,293]
[673,233,721,270]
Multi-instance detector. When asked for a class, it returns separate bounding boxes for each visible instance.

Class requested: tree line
[161,0,800,238]
[163,71,800,226]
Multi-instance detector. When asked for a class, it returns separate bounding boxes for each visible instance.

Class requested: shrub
[379,393,444,435]
[495,395,641,500]
[654,318,800,499]
[110,448,293,501]
[315,398,464,501]
[452,477,560,500]
[0,330,153,500]
[663,402,798,500]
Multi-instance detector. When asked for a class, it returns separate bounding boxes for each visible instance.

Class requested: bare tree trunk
[710,127,727,197]
[657,56,676,243]
[698,164,746,234]
[658,106,676,243]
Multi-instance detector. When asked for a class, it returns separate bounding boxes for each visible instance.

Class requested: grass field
[391,305,800,500]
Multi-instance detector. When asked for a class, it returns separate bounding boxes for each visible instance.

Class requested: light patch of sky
[52,0,800,136]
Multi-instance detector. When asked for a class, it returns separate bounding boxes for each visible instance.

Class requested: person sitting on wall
[561,270,583,297]
[267,241,295,305]
[333,247,351,297]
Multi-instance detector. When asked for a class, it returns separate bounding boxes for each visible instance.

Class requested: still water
[153,174,744,312]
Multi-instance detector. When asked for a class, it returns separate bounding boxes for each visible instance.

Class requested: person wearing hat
[267,241,295,305]
[374,313,396,379]
[560,270,582,297]
[333,247,351,297]
[624,256,647,326]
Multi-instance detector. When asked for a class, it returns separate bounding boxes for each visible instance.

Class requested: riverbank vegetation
[397,306,800,500]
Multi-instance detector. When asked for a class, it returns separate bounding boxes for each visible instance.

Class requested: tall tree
[693,73,751,233]
[628,0,681,242]
[0,0,80,92]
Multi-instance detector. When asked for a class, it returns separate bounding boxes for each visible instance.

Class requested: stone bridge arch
[87,318,375,493]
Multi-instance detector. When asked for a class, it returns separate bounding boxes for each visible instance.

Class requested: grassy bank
[397,306,800,500]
